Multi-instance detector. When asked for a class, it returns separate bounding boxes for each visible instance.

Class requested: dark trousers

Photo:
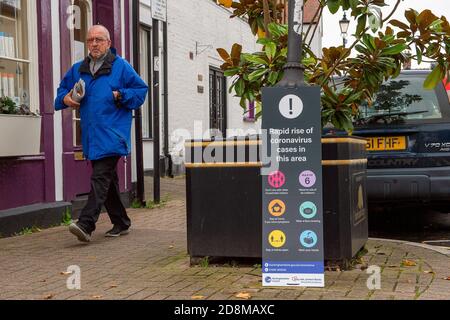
[78,156,131,234]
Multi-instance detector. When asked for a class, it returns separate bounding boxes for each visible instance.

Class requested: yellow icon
[267,199,286,217]
[268,230,286,248]
[268,199,286,217]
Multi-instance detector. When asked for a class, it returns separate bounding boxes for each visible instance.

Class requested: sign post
[262,0,324,287]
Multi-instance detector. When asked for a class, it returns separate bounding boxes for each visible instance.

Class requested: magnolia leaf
[235,78,245,96]
[235,292,252,300]
[224,68,240,77]
[356,15,367,36]
[402,259,417,267]
[265,42,276,60]
[405,9,418,26]
[416,45,423,65]
[424,65,444,90]
[327,0,340,14]
[217,48,231,62]
[389,19,409,30]
[372,0,387,7]
[218,0,232,8]
[381,43,407,56]
[368,7,382,32]
[248,69,267,81]
[268,23,287,38]
[429,19,443,32]
[268,71,279,85]
[417,10,437,30]
[243,54,268,65]
[231,43,242,63]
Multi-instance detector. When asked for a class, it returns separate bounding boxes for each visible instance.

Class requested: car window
[358,76,443,123]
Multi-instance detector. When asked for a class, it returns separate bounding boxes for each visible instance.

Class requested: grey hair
[87,24,111,40]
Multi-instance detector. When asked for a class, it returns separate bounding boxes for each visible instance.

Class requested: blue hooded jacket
[54,48,148,160]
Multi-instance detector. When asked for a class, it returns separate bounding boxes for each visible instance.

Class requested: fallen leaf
[423,270,435,274]
[443,277,450,281]
[360,265,368,271]
[92,295,103,299]
[60,271,72,275]
[44,294,54,300]
[109,285,118,288]
[40,279,47,283]
[191,295,205,300]
[402,259,417,267]
[235,292,251,300]
[169,245,174,249]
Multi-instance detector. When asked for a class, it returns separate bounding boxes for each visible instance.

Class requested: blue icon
[300,230,318,248]
[265,276,272,283]
[299,201,317,219]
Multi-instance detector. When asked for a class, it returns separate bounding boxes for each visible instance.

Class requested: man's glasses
[87,37,108,44]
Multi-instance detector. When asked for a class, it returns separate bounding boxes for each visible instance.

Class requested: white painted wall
[164,0,261,168]
[139,0,323,171]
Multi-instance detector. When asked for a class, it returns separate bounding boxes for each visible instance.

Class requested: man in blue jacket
[55,25,148,243]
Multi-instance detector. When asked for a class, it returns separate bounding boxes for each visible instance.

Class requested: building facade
[139,0,323,175]
[0,0,322,235]
[0,0,133,236]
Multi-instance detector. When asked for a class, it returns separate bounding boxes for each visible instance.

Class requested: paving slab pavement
[1,191,449,300]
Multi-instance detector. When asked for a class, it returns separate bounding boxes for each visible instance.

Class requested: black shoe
[105,225,130,237]
[69,223,91,243]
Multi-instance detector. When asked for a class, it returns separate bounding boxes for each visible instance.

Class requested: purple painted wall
[0,0,55,211]
[0,0,133,211]
[0,158,46,210]
[37,0,56,203]
[125,0,130,61]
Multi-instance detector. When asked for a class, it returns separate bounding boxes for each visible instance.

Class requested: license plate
[366,136,406,151]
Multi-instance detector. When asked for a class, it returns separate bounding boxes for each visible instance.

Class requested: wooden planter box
[185,136,369,267]
[0,114,41,157]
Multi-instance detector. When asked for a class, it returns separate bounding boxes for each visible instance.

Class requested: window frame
[140,24,153,140]
[70,0,92,147]
[0,0,39,114]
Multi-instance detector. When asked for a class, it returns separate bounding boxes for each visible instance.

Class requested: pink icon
[268,171,286,188]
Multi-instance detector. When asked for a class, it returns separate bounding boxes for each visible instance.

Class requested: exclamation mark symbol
[289,98,293,115]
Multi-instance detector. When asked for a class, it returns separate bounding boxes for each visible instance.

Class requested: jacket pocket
[108,127,130,154]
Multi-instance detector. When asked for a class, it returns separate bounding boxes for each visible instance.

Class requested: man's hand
[113,91,121,101]
[63,90,80,109]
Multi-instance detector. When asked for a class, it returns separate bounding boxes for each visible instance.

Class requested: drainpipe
[162,20,172,177]
[132,0,145,206]
[153,19,161,203]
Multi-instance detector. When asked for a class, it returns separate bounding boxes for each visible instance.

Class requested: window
[209,67,227,137]
[140,26,152,139]
[71,0,91,147]
[358,76,444,124]
[0,0,38,113]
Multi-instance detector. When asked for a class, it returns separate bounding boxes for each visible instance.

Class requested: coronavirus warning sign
[261,86,324,287]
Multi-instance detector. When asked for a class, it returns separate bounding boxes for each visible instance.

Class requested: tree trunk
[262,0,272,38]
